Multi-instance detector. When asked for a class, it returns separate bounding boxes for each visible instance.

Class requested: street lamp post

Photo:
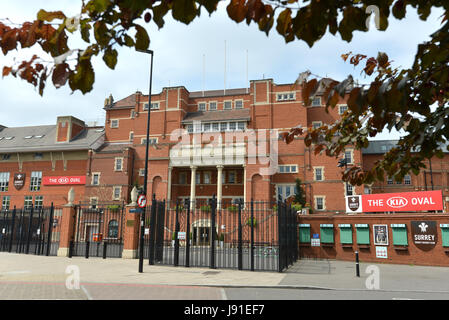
[138,48,154,273]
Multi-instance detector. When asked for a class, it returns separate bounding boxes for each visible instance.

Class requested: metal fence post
[69,240,73,258]
[25,206,34,254]
[103,241,107,259]
[45,203,54,256]
[250,199,254,272]
[85,241,90,259]
[185,198,191,268]
[148,194,157,265]
[237,199,243,270]
[277,199,283,272]
[174,200,180,267]
[8,206,16,253]
[210,195,216,269]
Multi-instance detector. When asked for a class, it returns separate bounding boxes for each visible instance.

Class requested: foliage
[291,202,302,212]
[293,178,306,206]
[1,1,449,184]
[200,204,211,212]
[246,217,257,227]
[227,205,238,212]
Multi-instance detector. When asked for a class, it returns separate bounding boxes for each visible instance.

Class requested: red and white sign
[137,194,147,208]
[43,176,86,186]
[346,190,443,213]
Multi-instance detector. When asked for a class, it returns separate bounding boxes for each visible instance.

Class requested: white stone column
[167,166,173,204]
[190,165,197,210]
[216,165,224,209]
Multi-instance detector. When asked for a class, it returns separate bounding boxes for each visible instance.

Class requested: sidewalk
[1,253,449,294]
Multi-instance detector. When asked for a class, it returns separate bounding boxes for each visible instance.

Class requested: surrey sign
[411,221,438,251]
[346,190,443,213]
[13,173,25,190]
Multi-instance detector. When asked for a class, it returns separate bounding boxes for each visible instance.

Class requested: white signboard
[177,232,186,240]
[311,238,320,247]
[144,228,150,235]
[375,246,388,259]
[346,195,363,213]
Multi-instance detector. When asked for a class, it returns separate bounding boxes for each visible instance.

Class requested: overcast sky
[0,1,444,140]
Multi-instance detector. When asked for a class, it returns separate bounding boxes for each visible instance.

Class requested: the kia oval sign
[43,176,86,186]
[345,190,443,213]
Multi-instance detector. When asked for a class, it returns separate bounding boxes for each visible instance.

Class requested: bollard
[103,241,107,259]
[85,241,90,259]
[355,251,360,277]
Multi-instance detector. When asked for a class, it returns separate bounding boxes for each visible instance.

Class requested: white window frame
[311,97,322,106]
[338,105,348,115]
[276,92,295,101]
[223,100,232,110]
[113,186,121,200]
[24,196,33,209]
[114,157,123,172]
[344,149,354,165]
[196,172,201,185]
[314,167,324,181]
[179,172,187,185]
[234,99,244,109]
[34,195,44,209]
[228,170,237,184]
[345,183,354,196]
[279,165,298,174]
[139,168,145,177]
[90,197,98,209]
[92,172,101,185]
[314,196,326,211]
[30,171,42,192]
[144,102,160,110]
[198,102,207,111]
[110,119,119,128]
[312,121,322,130]
[2,195,10,210]
[404,174,411,185]
[0,172,10,192]
[141,137,158,145]
[129,131,134,142]
[209,101,217,111]
[203,171,211,184]
[276,184,297,201]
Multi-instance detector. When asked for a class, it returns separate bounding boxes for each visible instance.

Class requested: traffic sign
[137,194,147,208]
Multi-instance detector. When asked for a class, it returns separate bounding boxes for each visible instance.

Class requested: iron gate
[0,205,61,256]
[69,204,125,258]
[139,196,298,272]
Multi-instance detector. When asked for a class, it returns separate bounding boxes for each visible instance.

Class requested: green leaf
[172,0,198,24]
[134,25,150,50]
[94,21,110,47]
[103,48,118,69]
[69,59,95,94]
[37,9,66,22]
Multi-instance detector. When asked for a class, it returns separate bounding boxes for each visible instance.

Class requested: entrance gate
[69,204,125,258]
[139,196,298,272]
[0,205,61,256]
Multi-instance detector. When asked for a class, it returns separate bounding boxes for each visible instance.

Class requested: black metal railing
[138,196,298,272]
[0,204,61,256]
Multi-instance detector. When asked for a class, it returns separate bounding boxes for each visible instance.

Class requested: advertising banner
[43,176,86,186]
[346,190,443,213]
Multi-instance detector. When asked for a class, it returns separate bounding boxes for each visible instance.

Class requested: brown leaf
[301,78,318,106]
[52,63,70,88]
[364,57,377,76]
[2,66,12,78]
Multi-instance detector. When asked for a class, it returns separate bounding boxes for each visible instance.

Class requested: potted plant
[227,205,238,213]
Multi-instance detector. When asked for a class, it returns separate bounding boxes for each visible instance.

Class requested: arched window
[108,220,119,238]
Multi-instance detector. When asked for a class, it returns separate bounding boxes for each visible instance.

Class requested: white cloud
[0,2,444,129]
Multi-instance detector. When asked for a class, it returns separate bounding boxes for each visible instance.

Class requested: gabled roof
[104,93,137,110]
[181,109,251,123]
[0,125,104,153]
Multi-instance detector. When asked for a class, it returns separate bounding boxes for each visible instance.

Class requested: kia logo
[386,196,408,208]
[58,177,69,184]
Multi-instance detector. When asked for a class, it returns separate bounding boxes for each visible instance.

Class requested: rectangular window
[312,121,322,130]
[34,153,44,160]
[355,224,370,245]
[114,158,123,171]
[338,105,348,115]
[279,165,298,174]
[220,122,228,132]
[311,97,321,106]
[179,172,187,185]
[196,172,201,184]
[204,172,211,184]
[24,196,33,209]
[314,168,323,181]
[315,196,325,210]
[235,100,243,109]
[277,92,295,101]
[30,171,42,192]
[229,122,236,131]
[203,123,211,132]
[338,224,353,244]
[387,177,394,185]
[92,173,100,185]
[212,123,219,132]
[198,102,206,111]
[224,101,232,110]
[344,150,353,164]
[90,197,98,209]
[0,172,9,192]
[228,171,236,184]
[404,175,411,185]
[346,183,353,196]
[320,224,334,244]
[391,224,408,246]
[299,224,311,243]
[113,187,121,200]
[139,169,145,177]
[110,119,119,128]
[129,131,134,142]
[209,102,217,111]
[144,102,159,110]
[1,154,11,161]
[186,124,193,133]
[34,196,44,209]
[2,196,10,210]
[237,122,245,131]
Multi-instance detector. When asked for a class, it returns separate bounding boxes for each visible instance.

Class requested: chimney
[56,116,86,143]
